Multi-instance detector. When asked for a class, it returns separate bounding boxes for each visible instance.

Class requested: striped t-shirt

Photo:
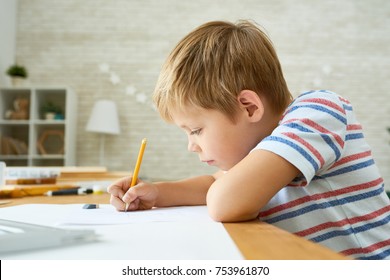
[255,90,390,259]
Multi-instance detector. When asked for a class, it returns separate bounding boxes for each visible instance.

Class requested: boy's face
[171,106,255,171]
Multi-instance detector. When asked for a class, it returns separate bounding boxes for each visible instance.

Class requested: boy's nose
[188,141,201,153]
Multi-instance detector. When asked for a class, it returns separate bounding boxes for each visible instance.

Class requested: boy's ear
[237,90,264,122]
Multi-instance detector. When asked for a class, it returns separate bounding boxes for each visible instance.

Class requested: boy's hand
[107,177,159,211]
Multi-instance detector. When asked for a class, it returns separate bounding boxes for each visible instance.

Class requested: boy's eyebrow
[179,125,190,130]
[178,124,197,132]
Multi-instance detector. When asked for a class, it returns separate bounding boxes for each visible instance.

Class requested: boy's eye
[190,129,202,135]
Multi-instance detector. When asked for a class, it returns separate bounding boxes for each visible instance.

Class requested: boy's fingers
[107,177,133,193]
[107,177,143,212]
[110,195,128,211]
[122,187,138,203]
[122,182,147,201]
[107,185,121,196]
[127,199,140,211]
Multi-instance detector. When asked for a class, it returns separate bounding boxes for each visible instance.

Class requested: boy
[108,20,390,259]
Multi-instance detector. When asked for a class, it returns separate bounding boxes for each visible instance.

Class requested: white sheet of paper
[59,204,214,225]
[0,204,243,260]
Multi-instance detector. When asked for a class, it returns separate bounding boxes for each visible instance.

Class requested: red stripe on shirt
[330,150,372,169]
[282,131,325,167]
[301,98,345,114]
[294,205,390,237]
[258,177,384,217]
[284,118,344,148]
[340,239,390,256]
[339,96,351,104]
[347,124,362,131]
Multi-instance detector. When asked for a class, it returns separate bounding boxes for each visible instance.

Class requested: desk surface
[0,193,347,260]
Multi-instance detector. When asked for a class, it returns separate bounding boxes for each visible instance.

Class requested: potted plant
[40,102,64,120]
[6,64,28,86]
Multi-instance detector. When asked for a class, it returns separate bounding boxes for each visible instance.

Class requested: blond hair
[153,20,292,122]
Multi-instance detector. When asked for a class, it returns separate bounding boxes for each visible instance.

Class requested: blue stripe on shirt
[300,90,316,97]
[263,136,319,170]
[284,123,341,161]
[343,104,353,111]
[288,104,346,125]
[319,159,375,178]
[346,133,364,140]
[263,186,384,224]
[319,131,341,160]
[302,89,331,96]
[359,248,390,260]
[311,213,390,243]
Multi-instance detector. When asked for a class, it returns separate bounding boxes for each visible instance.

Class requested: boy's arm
[154,174,217,207]
[109,173,218,211]
[206,149,300,222]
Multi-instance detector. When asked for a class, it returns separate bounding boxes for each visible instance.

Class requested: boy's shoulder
[282,89,354,127]
[295,89,345,102]
[291,90,351,111]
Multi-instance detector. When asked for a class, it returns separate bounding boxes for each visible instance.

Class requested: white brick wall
[15,0,390,190]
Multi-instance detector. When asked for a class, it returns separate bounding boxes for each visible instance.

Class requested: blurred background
[1,0,389,190]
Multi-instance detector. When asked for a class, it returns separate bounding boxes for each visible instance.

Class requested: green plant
[41,101,63,114]
[6,64,28,78]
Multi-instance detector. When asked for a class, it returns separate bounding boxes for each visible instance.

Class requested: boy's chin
[218,165,230,172]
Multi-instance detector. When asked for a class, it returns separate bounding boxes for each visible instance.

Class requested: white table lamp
[86,100,120,166]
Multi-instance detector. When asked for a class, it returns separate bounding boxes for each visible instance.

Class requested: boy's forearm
[154,175,215,207]
[206,150,300,222]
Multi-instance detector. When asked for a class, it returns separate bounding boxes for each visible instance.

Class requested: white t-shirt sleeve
[254,91,348,185]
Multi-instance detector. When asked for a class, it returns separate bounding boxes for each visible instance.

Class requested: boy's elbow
[207,202,257,222]
[208,206,228,222]
[206,182,260,222]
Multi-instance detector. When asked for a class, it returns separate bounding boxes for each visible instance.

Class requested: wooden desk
[0,193,347,260]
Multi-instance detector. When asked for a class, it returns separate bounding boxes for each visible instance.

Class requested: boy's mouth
[202,160,215,166]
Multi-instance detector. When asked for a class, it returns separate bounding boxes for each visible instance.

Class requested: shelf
[31,154,65,159]
[0,87,77,167]
[0,120,30,125]
[32,120,66,125]
[0,155,29,160]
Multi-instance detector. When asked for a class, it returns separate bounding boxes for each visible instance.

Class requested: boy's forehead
[170,106,205,125]
[171,106,233,128]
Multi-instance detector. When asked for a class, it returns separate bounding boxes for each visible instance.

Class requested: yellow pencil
[125,138,147,211]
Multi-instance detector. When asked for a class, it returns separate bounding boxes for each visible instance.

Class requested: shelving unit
[0,87,77,167]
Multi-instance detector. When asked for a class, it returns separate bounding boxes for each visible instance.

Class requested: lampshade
[86,100,120,135]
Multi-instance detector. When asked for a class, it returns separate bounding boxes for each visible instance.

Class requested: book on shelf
[5,177,57,185]
[1,166,61,187]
